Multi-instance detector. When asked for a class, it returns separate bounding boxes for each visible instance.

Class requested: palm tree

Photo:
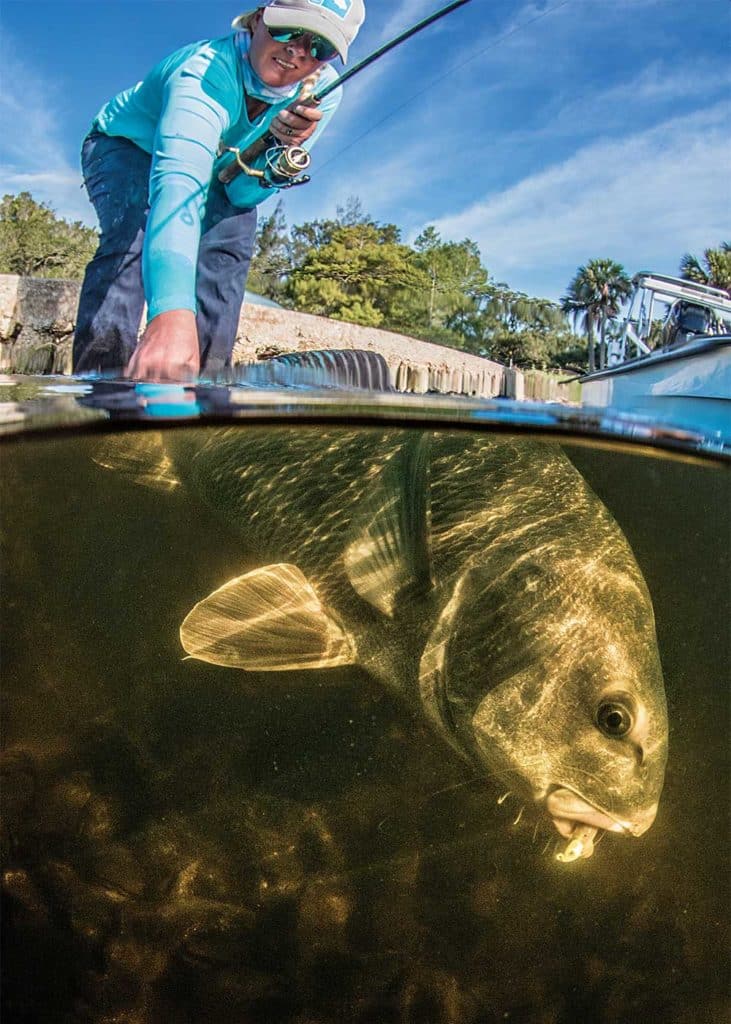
[562,284,598,372]
[679,243,731,297]
[561,259,632,371]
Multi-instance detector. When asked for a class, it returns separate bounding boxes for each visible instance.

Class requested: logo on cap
[309,0,352,19]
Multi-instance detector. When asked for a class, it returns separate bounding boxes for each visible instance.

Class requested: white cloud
[380,0,438,42]
[331,0,452,120]
[0,41,91,225]
[331,0,491,134]
[537,62,731,142]
[425,103,731,300]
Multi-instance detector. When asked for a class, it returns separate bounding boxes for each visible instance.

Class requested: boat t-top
[577,273,731,442]
[612,273,731,363]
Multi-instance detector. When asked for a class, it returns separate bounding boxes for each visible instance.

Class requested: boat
[575,273,731,442]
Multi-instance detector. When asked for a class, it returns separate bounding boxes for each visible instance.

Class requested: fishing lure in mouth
[556,825,598,863]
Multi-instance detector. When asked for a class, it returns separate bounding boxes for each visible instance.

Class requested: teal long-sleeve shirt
[93,32,341,319]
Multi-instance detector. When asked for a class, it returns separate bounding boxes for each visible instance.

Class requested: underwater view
[1,419,729,1023]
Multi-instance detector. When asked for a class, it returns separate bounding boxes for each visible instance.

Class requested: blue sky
[1,0,729,302]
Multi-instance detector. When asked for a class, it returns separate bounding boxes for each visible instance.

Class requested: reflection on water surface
[1,423,728,1023]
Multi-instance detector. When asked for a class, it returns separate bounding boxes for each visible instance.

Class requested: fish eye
[596,697,635,738]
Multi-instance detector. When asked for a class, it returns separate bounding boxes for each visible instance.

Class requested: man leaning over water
[73,0,365,381]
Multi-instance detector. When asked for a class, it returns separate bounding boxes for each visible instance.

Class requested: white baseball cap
[232,0,366,64]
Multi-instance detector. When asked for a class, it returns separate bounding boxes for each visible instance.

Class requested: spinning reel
[219,142,311,190]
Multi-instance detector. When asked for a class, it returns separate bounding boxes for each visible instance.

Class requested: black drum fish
[96,412,668,865]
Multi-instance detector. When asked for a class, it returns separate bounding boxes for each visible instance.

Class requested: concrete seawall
[0,274,573,401]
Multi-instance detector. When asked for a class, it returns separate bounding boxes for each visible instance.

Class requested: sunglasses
[266,25,339,62]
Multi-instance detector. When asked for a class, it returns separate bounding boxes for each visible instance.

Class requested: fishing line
[313,0,572,178]
[420,774,485,803]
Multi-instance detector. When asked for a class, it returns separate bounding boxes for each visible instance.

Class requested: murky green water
[1,423,729,1024]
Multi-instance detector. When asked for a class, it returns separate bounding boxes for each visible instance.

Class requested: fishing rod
[219,0,473,190]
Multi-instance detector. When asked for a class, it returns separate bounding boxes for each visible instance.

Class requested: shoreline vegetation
[1,192,728,377]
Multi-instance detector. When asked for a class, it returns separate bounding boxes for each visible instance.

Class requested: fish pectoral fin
[179,563,356,671]
[343,433,433,618]
[92,432,180,491]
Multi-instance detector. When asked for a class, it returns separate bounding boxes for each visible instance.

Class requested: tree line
[2,191,728,373]
[246,196,582,370]
[0,192,98,281]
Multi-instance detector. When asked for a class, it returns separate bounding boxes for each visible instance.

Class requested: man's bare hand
[125,309,200,382]
[270,103,322,145]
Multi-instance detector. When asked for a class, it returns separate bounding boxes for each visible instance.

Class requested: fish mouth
[546,786,657,839]
[543,789,659,864]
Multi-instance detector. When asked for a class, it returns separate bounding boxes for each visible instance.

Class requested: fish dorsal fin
[180,563,356,671]
[238,349,393,392]
[92,432,180,491]
[343,433,433,618]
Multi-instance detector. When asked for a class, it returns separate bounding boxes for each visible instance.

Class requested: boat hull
[578,337,731,441]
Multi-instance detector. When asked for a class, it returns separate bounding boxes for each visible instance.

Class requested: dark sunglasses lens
[268,27,304,42]
[311,36,338,61]
[268,25,338,60]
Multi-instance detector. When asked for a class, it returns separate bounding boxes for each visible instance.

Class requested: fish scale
[173,427,596,581]
[97,422,668,861]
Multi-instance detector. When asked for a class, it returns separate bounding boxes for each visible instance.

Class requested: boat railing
[612,274,731,366]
